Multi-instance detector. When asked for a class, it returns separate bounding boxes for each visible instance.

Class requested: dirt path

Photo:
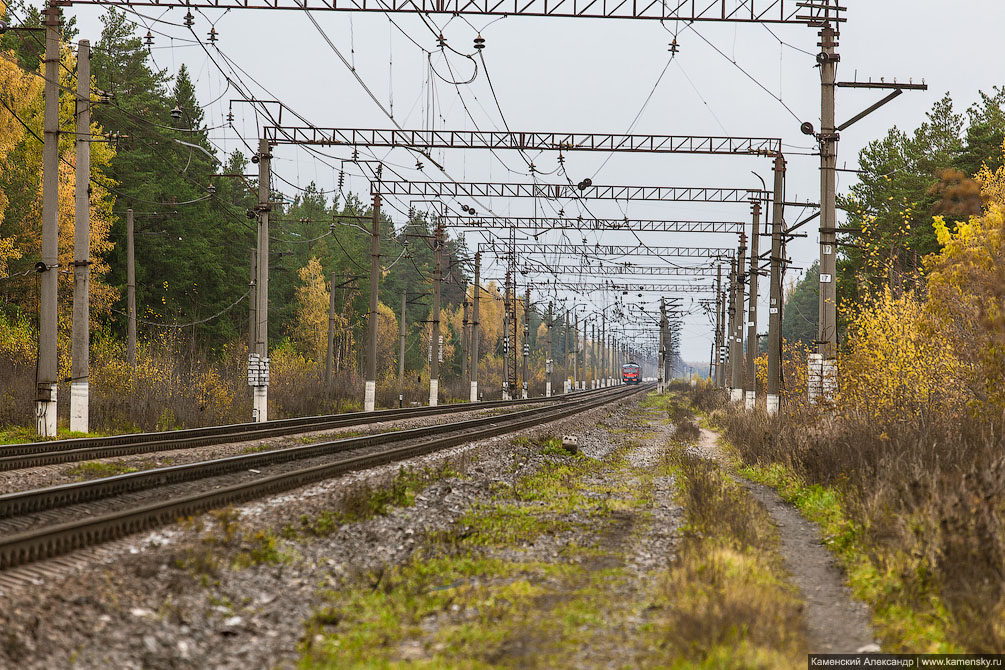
[698,428,879,653]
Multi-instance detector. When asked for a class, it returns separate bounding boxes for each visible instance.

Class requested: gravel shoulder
[0,391,878,668]
[0,394,643,670]
[0,404,548,495]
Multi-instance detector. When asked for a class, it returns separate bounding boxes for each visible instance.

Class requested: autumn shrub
[716,401,1005,651]
[838,288,967,420]
[0,310,35,427]
[88,333,245,430]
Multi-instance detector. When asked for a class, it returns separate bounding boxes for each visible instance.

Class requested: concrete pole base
[36,391,57,437]
[469,381,478,402]
[521,389,527,399]
[429,378,439,407]
[545,381,551,398]
[70,381,88,433]
[766,394,779,416]
[363,380,375,413]
[744,390,755,411]
[730,387,743,403]
[253,385,269,422]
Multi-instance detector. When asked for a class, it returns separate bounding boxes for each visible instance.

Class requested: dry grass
[647,430,806,668]
[709,399,1005,652]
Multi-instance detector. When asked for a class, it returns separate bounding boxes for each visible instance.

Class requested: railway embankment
[0,391,891,668]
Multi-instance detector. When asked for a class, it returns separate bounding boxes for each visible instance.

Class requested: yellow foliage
[0,45,40,276]
[0,43,117,310]
[830,142,1005,417]
[291,258,330,360]
[839,289,965,418]
[375,301,398,373]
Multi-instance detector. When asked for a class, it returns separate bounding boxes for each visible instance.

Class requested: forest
[0,4,592,434]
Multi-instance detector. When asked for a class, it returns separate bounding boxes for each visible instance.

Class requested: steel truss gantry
[519,262,721,277]
[549,282,716,293]
[63,0,843,25]
[376,181,768,203]
[264,128,781,157]
[478,241,734,259]
[441,216,746,234]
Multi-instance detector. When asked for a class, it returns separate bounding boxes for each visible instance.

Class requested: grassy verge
[683,383,973,652]
[643,410,807,669]
[735,461,955,652]
[0,425,112,445]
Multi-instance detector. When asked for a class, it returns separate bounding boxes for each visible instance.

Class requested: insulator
[144,31,154,47]
[338,171,345,189]
[351,148,359,161]
[474,34,485,50]
[528,163,536,173]
[558,209,565,217]
[226,110,234,123]
[183,11,194,27]
[207,27,218,43]
[415,160,424,170]
[437,33,447,48]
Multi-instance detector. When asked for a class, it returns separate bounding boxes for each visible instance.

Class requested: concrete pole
[470,252,480,402]
[502,271,510,400]
[364,193,381,412]
[253,138,271,422]
[326,271,337,390]
[521,286,529,398]
[767,154,786,415]
[546,301,553,397]
[661,298,669,391]
[600,312,606,388]
[127,210,137,369]
[429,222,441,407]
[591,321,598,389]
[563,311,570,393]
[398,290,406,407]
[730,237,747,401]
[461,291,469,388]
[726,258,737,395]
[712,266,722,387]
[70,39,91,434]
[716,267,726,388]
[36,3,60,437]
[818,24,839,400]
[745,203,761,411]
[247,249,256,354]
[574,312,581,391]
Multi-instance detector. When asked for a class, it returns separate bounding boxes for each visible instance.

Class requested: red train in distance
[621,362,642,385]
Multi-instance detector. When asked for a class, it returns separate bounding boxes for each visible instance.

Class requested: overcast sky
[65,1,1005,365]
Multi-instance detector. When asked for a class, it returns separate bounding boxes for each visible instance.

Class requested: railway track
[0,384,646,570]
[0,387,612,471]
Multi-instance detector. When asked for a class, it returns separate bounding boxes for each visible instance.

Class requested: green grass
[0,425,112,445]
[65,460,139,480]
[738,461,958,653]
[299,394,808,669]
[294,464,458,539]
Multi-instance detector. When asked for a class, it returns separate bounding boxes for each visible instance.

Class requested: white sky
[64,1,1005,364]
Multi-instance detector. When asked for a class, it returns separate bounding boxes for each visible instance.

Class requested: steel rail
[0,389,608,471]
[0,385,619,518]
[0,384,644,569]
